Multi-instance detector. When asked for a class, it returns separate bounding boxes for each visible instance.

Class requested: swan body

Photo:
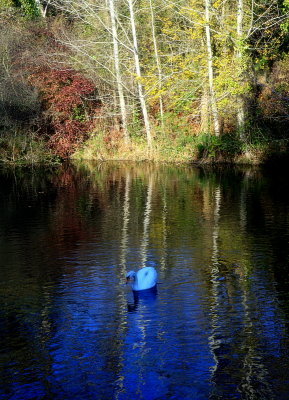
[126,267,157,291]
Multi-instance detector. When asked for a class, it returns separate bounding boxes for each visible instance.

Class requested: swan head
[126,271,136,284]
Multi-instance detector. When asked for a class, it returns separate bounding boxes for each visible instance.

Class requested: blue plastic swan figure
[126,266,158,291]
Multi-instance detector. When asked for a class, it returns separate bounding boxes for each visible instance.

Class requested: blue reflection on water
[2,257,288,400]
[2,164,289,399]
[119,282,214,400]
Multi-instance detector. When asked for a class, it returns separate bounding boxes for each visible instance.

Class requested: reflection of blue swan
[126,267,158,291]
[128,285,158,312]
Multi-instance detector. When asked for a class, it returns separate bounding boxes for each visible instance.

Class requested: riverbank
[71,131,289,166]
[1,129,289,166]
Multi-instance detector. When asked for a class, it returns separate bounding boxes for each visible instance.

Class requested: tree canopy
[0,0,289,162]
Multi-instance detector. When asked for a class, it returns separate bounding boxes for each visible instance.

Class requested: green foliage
[195,133,243,160]
[0,0,40,17]
[72,105,87,122]
[18,0,40,17]
[245,124,271,146]
[249,0,288,69]
[128,109,143,138]
[281,1,289,34]
[0,0,14,9]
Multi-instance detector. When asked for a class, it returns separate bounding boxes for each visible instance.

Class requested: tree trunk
[236,0,245,140]
[200,88,210,132]
[108,0,130,144]
[127,0,153,149]
[35,0,51,17]
[204,0,220,136]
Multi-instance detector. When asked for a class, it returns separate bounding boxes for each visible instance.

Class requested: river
[1,161,289,399]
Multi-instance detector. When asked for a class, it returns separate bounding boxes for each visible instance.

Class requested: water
[1,162,289,399]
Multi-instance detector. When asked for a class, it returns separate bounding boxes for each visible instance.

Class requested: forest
[0,0,289,164]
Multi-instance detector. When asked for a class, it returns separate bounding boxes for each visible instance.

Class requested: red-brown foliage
[103,128,122,151]
[29,67,101,158]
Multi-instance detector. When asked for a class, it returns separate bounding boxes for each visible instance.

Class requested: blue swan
[126,267,158,291]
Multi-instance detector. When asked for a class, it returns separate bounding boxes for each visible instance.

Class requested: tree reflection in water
[1,163,289,399]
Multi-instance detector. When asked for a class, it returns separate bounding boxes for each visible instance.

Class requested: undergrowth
[0,130,59,165]
[71,129,264,164]
[1,124,287,166]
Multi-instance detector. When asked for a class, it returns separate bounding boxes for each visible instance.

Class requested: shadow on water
[127,286,158,312]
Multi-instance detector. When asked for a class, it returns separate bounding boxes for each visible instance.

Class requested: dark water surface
[1,162,289,400]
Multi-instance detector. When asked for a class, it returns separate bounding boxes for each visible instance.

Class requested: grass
[71,130,198,163]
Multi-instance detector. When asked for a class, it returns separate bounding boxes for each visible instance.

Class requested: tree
[204,0,220,136]
[127,0,153,149]
[236,0,245,138]
[35,0,51,17]
[108,0,129,144]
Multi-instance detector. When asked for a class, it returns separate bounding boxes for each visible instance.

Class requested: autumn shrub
[29,67,101,158]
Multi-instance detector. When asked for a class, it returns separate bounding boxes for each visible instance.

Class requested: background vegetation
[0,0,289,164]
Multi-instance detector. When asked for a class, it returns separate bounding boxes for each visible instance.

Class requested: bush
[28,67,101,158]
[195,133,242,160]
[0,129,58,164]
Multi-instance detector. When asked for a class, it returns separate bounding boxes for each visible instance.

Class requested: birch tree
[127,0,153,149]
[30,0,289,147]
[35,0,51,17]
[204,0,220,136]
[108,0,129,144]
[236,0,245,138]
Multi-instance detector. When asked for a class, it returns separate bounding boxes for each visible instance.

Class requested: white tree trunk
[127,0,153,149]
[200,88,210,132]
[35,0,51,17]
[204,0,220,136]
[236,0,245,140]
[108,0,130,144]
